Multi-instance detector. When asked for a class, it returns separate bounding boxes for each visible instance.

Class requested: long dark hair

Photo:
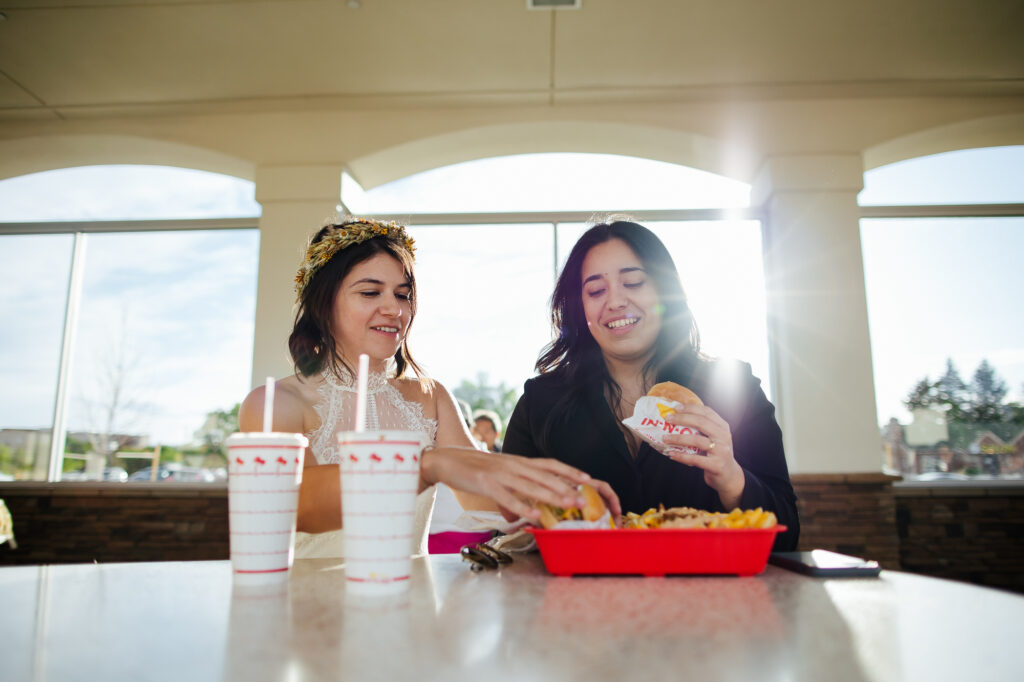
[289,225,424,382]
[537,220,701,418]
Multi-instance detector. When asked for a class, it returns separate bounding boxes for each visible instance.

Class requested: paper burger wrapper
[548,510,614,530]
[622,396,701,457]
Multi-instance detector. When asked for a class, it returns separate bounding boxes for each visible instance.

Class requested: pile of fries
[621,506,777,530]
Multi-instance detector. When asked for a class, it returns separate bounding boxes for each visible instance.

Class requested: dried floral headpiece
[294,218,416,299]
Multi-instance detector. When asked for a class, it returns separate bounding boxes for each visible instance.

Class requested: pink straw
[354,354,369,432]
[263,376,275,433]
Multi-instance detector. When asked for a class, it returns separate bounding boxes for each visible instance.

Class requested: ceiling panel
[553,0,1024,89]
[0,71,43,108]
[0,1,552,107]
[0,0,1021,117]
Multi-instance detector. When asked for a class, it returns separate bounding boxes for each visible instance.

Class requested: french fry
[620,506,777,530]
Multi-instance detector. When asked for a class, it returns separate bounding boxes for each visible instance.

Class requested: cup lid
[227,432,309,447]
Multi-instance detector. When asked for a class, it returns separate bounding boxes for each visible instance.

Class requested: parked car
[60,470,95,481]
[127,464,216,482]
[102,467,128,482]
[915,471,971,481]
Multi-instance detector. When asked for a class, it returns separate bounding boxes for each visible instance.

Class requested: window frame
[8,182,1020,483]
[0,218,258,482]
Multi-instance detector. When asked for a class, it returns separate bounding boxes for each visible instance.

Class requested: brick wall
[894,481,1024,593]
[3,479,1023,594]
[791,473,902,569]
[0,482,228,565]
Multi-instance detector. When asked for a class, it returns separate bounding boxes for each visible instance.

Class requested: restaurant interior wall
[1,0,1023,585]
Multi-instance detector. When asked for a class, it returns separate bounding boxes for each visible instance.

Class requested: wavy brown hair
[536,220,702,430]
[289,223,424,382]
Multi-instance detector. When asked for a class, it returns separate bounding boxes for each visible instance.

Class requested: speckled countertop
[1,554,1021,682]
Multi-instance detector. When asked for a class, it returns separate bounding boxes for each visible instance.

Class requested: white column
[753,155,881,473]
[251,164,342,389]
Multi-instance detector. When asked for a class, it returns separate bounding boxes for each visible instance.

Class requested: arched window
[348,153,768,420]
[0,166,260,482]
[347,152,750,213]
[860,146,1024,477]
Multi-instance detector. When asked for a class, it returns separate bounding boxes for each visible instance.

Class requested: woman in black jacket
[503,220,799,550]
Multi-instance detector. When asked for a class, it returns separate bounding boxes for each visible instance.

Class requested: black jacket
[503,359,799,551]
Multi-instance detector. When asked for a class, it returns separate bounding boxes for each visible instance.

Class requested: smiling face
[580,237,663,364]
[331,252,413,369]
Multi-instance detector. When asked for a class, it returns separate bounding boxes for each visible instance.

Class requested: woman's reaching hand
[420,447,622,522]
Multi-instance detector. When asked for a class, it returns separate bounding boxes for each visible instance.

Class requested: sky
[857,146,1024,423]
[0,149,1021,447]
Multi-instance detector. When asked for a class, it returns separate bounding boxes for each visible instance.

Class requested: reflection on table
[1,553,1022,682]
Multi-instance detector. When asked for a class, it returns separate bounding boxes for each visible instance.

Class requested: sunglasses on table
[460,543,514,572]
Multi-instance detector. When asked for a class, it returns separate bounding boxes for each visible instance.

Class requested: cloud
[0,166,260,221]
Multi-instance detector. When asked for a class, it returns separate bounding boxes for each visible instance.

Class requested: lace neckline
[307,366,438,465]
[321,367,389,393]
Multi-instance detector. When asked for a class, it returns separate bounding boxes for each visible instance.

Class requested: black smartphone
[769,550,881,578]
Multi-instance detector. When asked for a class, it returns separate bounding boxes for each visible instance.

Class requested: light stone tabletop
[0,554,1021,682]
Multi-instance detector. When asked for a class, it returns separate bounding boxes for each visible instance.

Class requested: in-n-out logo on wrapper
[622,396,701,456]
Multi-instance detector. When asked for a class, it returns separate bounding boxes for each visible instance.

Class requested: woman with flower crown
[239,218,620,558]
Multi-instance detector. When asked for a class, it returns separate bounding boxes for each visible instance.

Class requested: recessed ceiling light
[346,1,361,8]
[527,0,581,9]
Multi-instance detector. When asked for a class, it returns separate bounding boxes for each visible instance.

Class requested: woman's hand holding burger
[424,446,621,523]
[532,480,622,529]
[650,382,746,510]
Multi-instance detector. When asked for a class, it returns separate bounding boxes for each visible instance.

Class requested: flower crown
[294,218,416,299]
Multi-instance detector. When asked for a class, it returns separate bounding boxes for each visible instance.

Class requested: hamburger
[647,382,703,418]
[535,483,608,529]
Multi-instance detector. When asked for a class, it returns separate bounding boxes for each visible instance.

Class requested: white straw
[263,376,275,434]
[354,354,369,433]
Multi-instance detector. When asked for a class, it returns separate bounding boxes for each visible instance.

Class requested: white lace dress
[294,370,439,559]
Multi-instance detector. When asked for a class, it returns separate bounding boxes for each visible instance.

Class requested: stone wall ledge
[893,479,1024,497]
[0,482,227,499]
[791,473,901,484]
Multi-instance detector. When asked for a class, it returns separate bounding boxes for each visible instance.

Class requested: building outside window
[861,146,1024,479]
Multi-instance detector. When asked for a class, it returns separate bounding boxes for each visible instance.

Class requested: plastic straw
[263,376,275,434]
[354,354,369,432]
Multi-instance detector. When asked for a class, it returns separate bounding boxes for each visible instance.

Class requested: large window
[861,146,1024,478]
[412,223,556,394]
[0,234,73,480]
[356,154,770,420]
[1,156,770,483]
[0,166,260,482]
[349,152,750,214]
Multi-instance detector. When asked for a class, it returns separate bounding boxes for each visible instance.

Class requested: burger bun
[647,382,703,407]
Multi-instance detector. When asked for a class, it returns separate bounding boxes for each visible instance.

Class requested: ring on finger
[708,440,716,451]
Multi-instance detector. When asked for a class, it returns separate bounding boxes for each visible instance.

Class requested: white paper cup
[227,432,307,585]
[338,430,425,596]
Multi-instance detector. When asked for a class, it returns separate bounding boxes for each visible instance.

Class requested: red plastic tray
[526,525,787,577]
